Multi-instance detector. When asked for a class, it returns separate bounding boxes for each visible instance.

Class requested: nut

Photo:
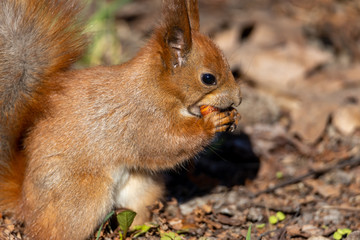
[200,105,219,116]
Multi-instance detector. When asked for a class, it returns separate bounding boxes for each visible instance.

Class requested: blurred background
[81,0,360,145]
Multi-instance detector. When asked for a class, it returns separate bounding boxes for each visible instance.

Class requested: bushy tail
[0,153,26,214]
[0,0,86,213]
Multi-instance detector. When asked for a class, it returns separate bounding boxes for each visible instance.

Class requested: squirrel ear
[162,0,192,68]
[186,0,200,32]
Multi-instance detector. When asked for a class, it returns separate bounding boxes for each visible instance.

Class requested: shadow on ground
[164,132,260,203]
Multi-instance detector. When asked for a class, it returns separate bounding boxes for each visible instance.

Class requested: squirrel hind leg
[21,167,115,240]
[114,172,164,225]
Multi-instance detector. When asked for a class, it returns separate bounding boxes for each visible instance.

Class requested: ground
[1,0,360,239]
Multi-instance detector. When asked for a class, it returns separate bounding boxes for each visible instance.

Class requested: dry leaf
[168,218,183,230]
[201,203,213,214]
[203,218,222,229]
[301,224,323,236]
[216,214,242,226]
[290,100,334,143]
[286,225,301,236]
[305,179,341,198]
[332,104,360,135]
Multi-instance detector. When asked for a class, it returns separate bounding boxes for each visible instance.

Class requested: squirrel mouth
[187,104,235,118]
[187,105,202,117]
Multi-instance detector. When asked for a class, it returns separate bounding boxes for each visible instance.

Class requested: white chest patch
[112,166,130,205]
[179,107,194,117]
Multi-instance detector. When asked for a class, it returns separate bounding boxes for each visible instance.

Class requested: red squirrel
[0,0,241,239]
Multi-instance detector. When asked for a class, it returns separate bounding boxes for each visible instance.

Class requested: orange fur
[0,0,86,163]
[0,153,25,216]
[0,0,242,239]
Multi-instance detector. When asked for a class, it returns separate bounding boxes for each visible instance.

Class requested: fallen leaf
[168,218,183,230]
[216,214,242,226]
[332,104,360,135]
[308,236,330,240]
[290,99,333,143]
[201,203,213,214]
[301,224,323,236]
[203,218,222,229]
[305,179,341,198]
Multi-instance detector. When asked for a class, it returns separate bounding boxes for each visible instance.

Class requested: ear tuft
[186,0,200,32]
[161,0,192,68]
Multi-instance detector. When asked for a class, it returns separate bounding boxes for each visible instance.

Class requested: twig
[257,229,278,240]
[321,205,360,212]
[252,154,360,197]
[253,204,300,214]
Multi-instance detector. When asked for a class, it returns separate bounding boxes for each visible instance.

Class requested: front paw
[203,108,241,133]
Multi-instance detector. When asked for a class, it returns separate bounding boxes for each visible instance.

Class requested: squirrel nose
[238,96,242,105]
[232,94,242,107]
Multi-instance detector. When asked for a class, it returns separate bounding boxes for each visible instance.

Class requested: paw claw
[203,107,241,134]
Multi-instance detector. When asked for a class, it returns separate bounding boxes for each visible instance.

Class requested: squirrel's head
[155,0,242,117]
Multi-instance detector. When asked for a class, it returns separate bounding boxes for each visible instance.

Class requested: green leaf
[160,231,182,240]
[336,228,352,237]
[117,210,137,238]
[269,215,278,225]
[342,228,352,235]
[246,224,252,240]
[276,211,286,221]
[276,171,283,179]
[256,223,265,229]
[333,231,342,240]
[132,224,152,238]
[96,210,115,240]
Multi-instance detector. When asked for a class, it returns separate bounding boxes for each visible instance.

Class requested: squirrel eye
[201,73,217,86]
